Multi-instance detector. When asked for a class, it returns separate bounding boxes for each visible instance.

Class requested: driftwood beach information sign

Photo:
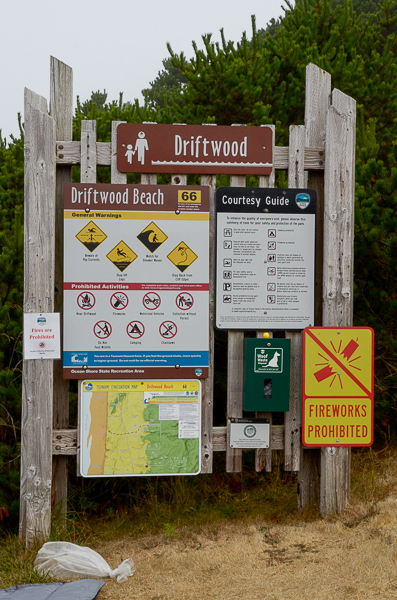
[117,124,273,175]
[63,184,210,379]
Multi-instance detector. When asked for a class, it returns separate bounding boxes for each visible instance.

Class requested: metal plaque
[229,418,270,449]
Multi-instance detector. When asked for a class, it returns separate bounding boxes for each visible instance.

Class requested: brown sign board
[63,183,210,212]
[117,123,273,175]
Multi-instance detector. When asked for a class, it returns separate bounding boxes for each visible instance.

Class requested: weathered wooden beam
[284,125,306,473]
[55,141,325,170]
[226,162,246,473]
[20,89,56,547]
[50,56,73,520]
[320,87,356,517]
[111,121,127,184]
[298,63,331,511]
[52,425,286,454]
[200,173,216,474]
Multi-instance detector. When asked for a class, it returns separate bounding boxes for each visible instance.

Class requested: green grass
[1,446,395,589]
[0,536,53,589]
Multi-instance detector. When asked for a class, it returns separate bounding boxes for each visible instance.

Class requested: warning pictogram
[110,292,128,311]
[77,292,96,310]
[137,221,168,253]
[94,321,112,339]
[303,327,374,447]
[304,327,373,398]
[106,241,137,272]
[176,292,194,310]
[167,241,198,273]
[127,321,145,339]
[76,221,107,252]
[159,321,177,339]
[143,292,161,310]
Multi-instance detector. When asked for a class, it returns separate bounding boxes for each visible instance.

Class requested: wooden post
[255,124,275,473]
[298,64,330,510]
[50,57,73,519]
[20,90,56,546]
[200,172,216,474]
[320,88,356,516]
[285,125,306,473]
[226,172,246,473]
[111,121,127,184]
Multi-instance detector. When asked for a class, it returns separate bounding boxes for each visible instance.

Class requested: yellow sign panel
[304,397,372,445]
[167,241,198,273]
[83,380,200,392]
[178,190,202,204]
[137,221,168,253]
[303,327,374,447]
[304,327,373,398]
[76,220,107,252]
[106,241,137,272]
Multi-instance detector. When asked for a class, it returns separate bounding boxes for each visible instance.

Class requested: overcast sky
[2,0,288,142]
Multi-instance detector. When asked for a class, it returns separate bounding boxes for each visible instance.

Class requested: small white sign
[229,419,270,449]
[23,313,61,359]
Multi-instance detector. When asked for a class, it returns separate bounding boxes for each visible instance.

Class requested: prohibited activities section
[63,184,209,379]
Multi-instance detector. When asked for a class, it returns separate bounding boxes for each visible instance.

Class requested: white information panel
[216,188,316,330]
[63,184,209,379]
[23,312,61,359]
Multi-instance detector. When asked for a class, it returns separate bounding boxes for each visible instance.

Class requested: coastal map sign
[215,187,317,330]
[63,184,209,379]
[117,123,273,175]
[303,327,374,447]
[80,379,201,477]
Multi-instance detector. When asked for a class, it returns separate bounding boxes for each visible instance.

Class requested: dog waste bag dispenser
[244,338,290,412]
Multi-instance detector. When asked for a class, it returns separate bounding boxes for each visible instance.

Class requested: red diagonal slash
[306,329,372,397]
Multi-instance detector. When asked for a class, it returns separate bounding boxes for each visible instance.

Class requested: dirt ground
[91,492,397,600]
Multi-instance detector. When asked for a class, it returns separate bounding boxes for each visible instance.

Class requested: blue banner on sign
[64,350,209,368]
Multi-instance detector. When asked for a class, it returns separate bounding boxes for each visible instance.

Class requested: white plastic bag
[34,541,136,583]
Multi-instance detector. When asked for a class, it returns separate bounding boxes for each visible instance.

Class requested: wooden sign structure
[21,58,356,546]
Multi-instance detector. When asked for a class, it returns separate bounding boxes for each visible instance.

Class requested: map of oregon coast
[81,380,201,477]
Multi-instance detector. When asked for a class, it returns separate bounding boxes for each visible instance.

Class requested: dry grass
[3,447,397,599]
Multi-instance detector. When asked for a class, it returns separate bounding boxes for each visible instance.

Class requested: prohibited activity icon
[77,292,96,310]
[127,321,145,339]
[94,321,112,339]
[143,292,161,310]
[159,321,177,339]
[175,292,194,310]
[110,292,129,311]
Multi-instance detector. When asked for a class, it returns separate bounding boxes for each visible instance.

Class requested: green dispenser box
[244,338,291,412]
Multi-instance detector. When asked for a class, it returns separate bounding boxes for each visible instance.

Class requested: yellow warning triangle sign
[304,327,374,398]
[106,241,137,272]
[167,241,198,273]
[76,221,107,252]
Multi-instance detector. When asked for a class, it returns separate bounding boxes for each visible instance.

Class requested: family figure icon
[125,131,149,165]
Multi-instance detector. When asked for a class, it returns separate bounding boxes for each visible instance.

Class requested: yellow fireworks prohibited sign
[137,221,168,254]
[75,221,107,252]
[106,241,137,272]
[303,327,374,447]
[167,241,198,273]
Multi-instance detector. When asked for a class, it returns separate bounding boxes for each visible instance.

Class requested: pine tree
[0,121,24,527]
